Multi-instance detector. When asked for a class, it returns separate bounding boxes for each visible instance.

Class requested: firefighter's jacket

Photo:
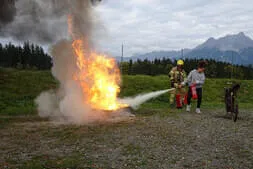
[169,67,187,88]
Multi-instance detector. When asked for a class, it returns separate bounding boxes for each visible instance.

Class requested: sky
[94,0,253,57]
[1,0,253,57]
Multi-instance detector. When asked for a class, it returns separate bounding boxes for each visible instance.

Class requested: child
[186,61,207,113]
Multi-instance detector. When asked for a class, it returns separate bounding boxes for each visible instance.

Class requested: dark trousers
[187,87,202,108]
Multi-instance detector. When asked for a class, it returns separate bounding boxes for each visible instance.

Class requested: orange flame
[68,15,127,111]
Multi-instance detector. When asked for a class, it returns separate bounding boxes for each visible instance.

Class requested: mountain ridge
[195,32,253,51]
[116,32,253,65]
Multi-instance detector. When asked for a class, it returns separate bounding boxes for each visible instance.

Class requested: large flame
[68,16,127,111]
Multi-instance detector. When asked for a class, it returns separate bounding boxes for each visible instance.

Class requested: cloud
[1,0,252,57]
[95,0,253,57]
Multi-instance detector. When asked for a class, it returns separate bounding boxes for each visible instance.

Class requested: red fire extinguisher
[176,94,182,108]
[191,84,198,100]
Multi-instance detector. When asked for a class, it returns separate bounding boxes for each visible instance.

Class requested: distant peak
[207,37,215,41]
[238,32,245,36]
[225,32,248,39]
[224,32,246,38]
[195,32,253,51]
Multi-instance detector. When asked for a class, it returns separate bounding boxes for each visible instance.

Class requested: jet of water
[120,88,175,110]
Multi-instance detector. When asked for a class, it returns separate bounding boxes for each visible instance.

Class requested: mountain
[195,32,253,51]
[115,49,189,62]
[187,32,253,64]
[130,50,181,61]
[123,32,253,65]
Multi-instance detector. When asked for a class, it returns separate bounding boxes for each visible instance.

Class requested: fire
[69,17,127,111]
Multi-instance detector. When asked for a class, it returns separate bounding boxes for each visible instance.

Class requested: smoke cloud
[36,0,98,124]
[35,0,134,124]
[0,0,102,44]
[34,0,173,124]
[0,0,16,24]
[32,0,169,124]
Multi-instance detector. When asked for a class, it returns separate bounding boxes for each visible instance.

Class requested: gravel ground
[0,109,253,169]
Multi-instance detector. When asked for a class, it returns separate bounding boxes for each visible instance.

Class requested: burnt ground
[0,109,253,169]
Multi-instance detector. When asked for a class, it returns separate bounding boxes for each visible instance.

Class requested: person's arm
[181,70,188,86]
[186,71,193,85]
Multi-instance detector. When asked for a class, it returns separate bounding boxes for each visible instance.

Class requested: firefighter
[169,59,187,108]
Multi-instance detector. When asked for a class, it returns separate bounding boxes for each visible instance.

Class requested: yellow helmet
[177,59,184,66]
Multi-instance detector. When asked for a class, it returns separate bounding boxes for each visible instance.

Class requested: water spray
[120,88,175,110]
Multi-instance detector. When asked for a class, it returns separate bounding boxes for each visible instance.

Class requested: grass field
[1,68,253,116]
[1,68,253,169]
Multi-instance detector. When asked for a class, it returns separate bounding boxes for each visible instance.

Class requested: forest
[0,42,52,70]
[1,42,253,79]
[120,58,253,79]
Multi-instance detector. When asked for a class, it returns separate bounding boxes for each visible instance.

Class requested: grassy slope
[121,75,253,110]
[0,68,58,115]
[1,68,253,115]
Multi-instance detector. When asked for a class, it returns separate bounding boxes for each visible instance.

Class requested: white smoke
[35,0,172,124]
[120,88,175,110]
[35,90,59,118]
[35,0,110,124]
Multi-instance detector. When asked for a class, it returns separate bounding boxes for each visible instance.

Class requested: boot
[186,105,191,112]
[196,108,201,114]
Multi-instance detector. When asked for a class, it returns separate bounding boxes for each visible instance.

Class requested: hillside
[1,68,253,115]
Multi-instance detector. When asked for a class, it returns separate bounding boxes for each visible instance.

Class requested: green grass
[1,68,253,115]
[121,75,253,110]
[0,68,58,115]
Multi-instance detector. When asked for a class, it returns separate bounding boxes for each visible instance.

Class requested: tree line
[0,42,52,70]
[120,58,253,80]
[1,42,253,79]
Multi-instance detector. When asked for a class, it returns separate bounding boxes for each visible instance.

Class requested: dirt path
[1,109,253,169]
